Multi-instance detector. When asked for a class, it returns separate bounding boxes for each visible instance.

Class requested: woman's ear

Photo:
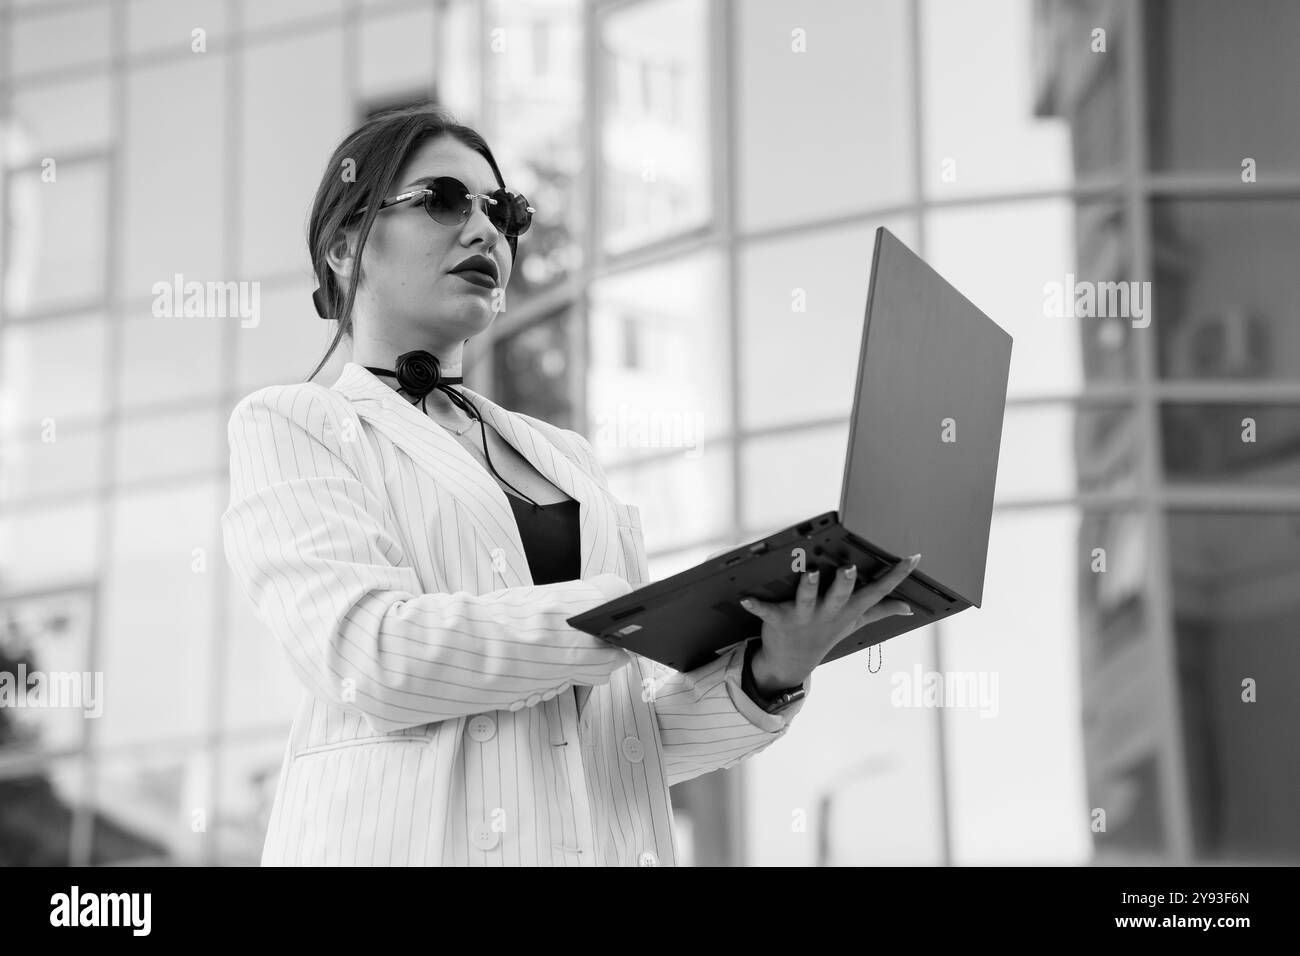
[324,230,357,286]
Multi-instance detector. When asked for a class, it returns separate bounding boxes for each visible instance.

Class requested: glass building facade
[0,0,1295,866]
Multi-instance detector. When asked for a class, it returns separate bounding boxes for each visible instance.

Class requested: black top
[504,489,581,584]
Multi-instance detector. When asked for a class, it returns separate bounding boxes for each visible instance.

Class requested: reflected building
[1034,0,1300,863]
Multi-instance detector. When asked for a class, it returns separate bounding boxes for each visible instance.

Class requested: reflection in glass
[738,0,913,232]
[11,4,112,77]
[926,200,1134,397]
[1145,0,1300,174]
[740,423,847,533]
[4,162,107,318]
[599,0,710,255]
[588,250,728,461]
[1151,199,1300,382]
[1161,405,1300,487]
[923,0,1074,198]
[1029,0,1126,182]
[0,313,108,435]
[494,308,575,429]
[996,403,1141,503]
[601,443,732,556]
[486,0,583,299]
[739,218,916,431]
[1166,511,1300,862]
[122,55,226,298]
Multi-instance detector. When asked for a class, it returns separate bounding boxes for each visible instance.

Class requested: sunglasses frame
[355,177,535,238]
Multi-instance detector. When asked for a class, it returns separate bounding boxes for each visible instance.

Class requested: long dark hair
[303,104,515,384]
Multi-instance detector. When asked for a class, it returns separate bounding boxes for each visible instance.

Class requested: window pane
[234,277,330,391]
[122,55,226,302]
[746,620,945,865]
[11,4,112,78]
[240,0,343,33]
[493,308,575,429]
[599,0,710,255]
[1161,404,1300,487]
[741,424,847,532]
[119,307,225,411]
[0,428,102,505]
[996,403,1141,503]
[738,0,914,232]
[1146,0,1300,174]
[486,0,583,299]
[1152,198,1300,383]
[91,751,203,864]
[240,29,349,279]
[739,216,916,431]
[0,313,108,435]
[8,75,112,157]
[113,406,225,484]
[925,199,1135,398]
[4,161,107,317]
[588,249,729,460]
[214,738,285,864]
[0,587,95,757]
[1167,511,1300,862]
[922,0,1078,198]
[944,507,1146,863]
[602,444,733,555]
[99,483,219,749]
[438,0,484,121]
[222,578,299,736]
[0,500,99,594]
[359,5,436,102]
[127,0,228,57]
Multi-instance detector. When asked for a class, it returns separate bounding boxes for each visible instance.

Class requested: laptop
[567,227,1013,673]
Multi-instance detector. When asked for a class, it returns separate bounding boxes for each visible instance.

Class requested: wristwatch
[741,640,806,714]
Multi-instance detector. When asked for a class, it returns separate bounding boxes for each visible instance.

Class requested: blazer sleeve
[221,384,634,735]
[560,429,811,787]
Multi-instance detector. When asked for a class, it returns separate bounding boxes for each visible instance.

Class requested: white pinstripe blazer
[220,360,810,866]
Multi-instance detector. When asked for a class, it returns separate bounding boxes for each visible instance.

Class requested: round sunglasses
[356,176,535,238]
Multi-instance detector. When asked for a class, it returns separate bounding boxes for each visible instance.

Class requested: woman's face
[350,134,514,346]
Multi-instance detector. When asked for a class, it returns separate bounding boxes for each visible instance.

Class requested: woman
[221,106,917,867]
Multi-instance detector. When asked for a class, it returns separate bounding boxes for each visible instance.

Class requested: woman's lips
[451,270,496,289]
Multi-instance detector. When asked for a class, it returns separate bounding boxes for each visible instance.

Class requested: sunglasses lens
[423,178,532,237]
[494,191,533,238]
[424,178,472,225]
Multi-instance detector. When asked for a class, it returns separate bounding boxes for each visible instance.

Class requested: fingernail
[909,553,922,563]
[900,604,914,616]
[844,565,857,579]
[740,598,753,609]
[808,570,820,582]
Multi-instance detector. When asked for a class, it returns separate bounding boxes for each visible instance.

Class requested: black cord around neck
[365,364,543,509]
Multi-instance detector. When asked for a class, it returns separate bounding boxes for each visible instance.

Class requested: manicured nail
[900,604,914,616]
[844,565,857,579]
[740,598,753,609]
[909,553,922,563]
[808,570,820,582]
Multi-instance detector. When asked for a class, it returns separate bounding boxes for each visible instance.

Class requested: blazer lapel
[330,362,628,587]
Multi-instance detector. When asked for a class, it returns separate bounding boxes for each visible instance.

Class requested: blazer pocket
[292,735,431,760]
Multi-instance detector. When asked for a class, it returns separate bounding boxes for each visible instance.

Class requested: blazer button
[467,715,496,742]
[471,823,500,851]
[637,849,659,866]
[620,735,644,763]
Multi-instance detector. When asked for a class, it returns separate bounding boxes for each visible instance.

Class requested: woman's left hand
[739,554,921,688]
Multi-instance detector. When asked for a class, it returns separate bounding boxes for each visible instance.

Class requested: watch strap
[741,640,806,714]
